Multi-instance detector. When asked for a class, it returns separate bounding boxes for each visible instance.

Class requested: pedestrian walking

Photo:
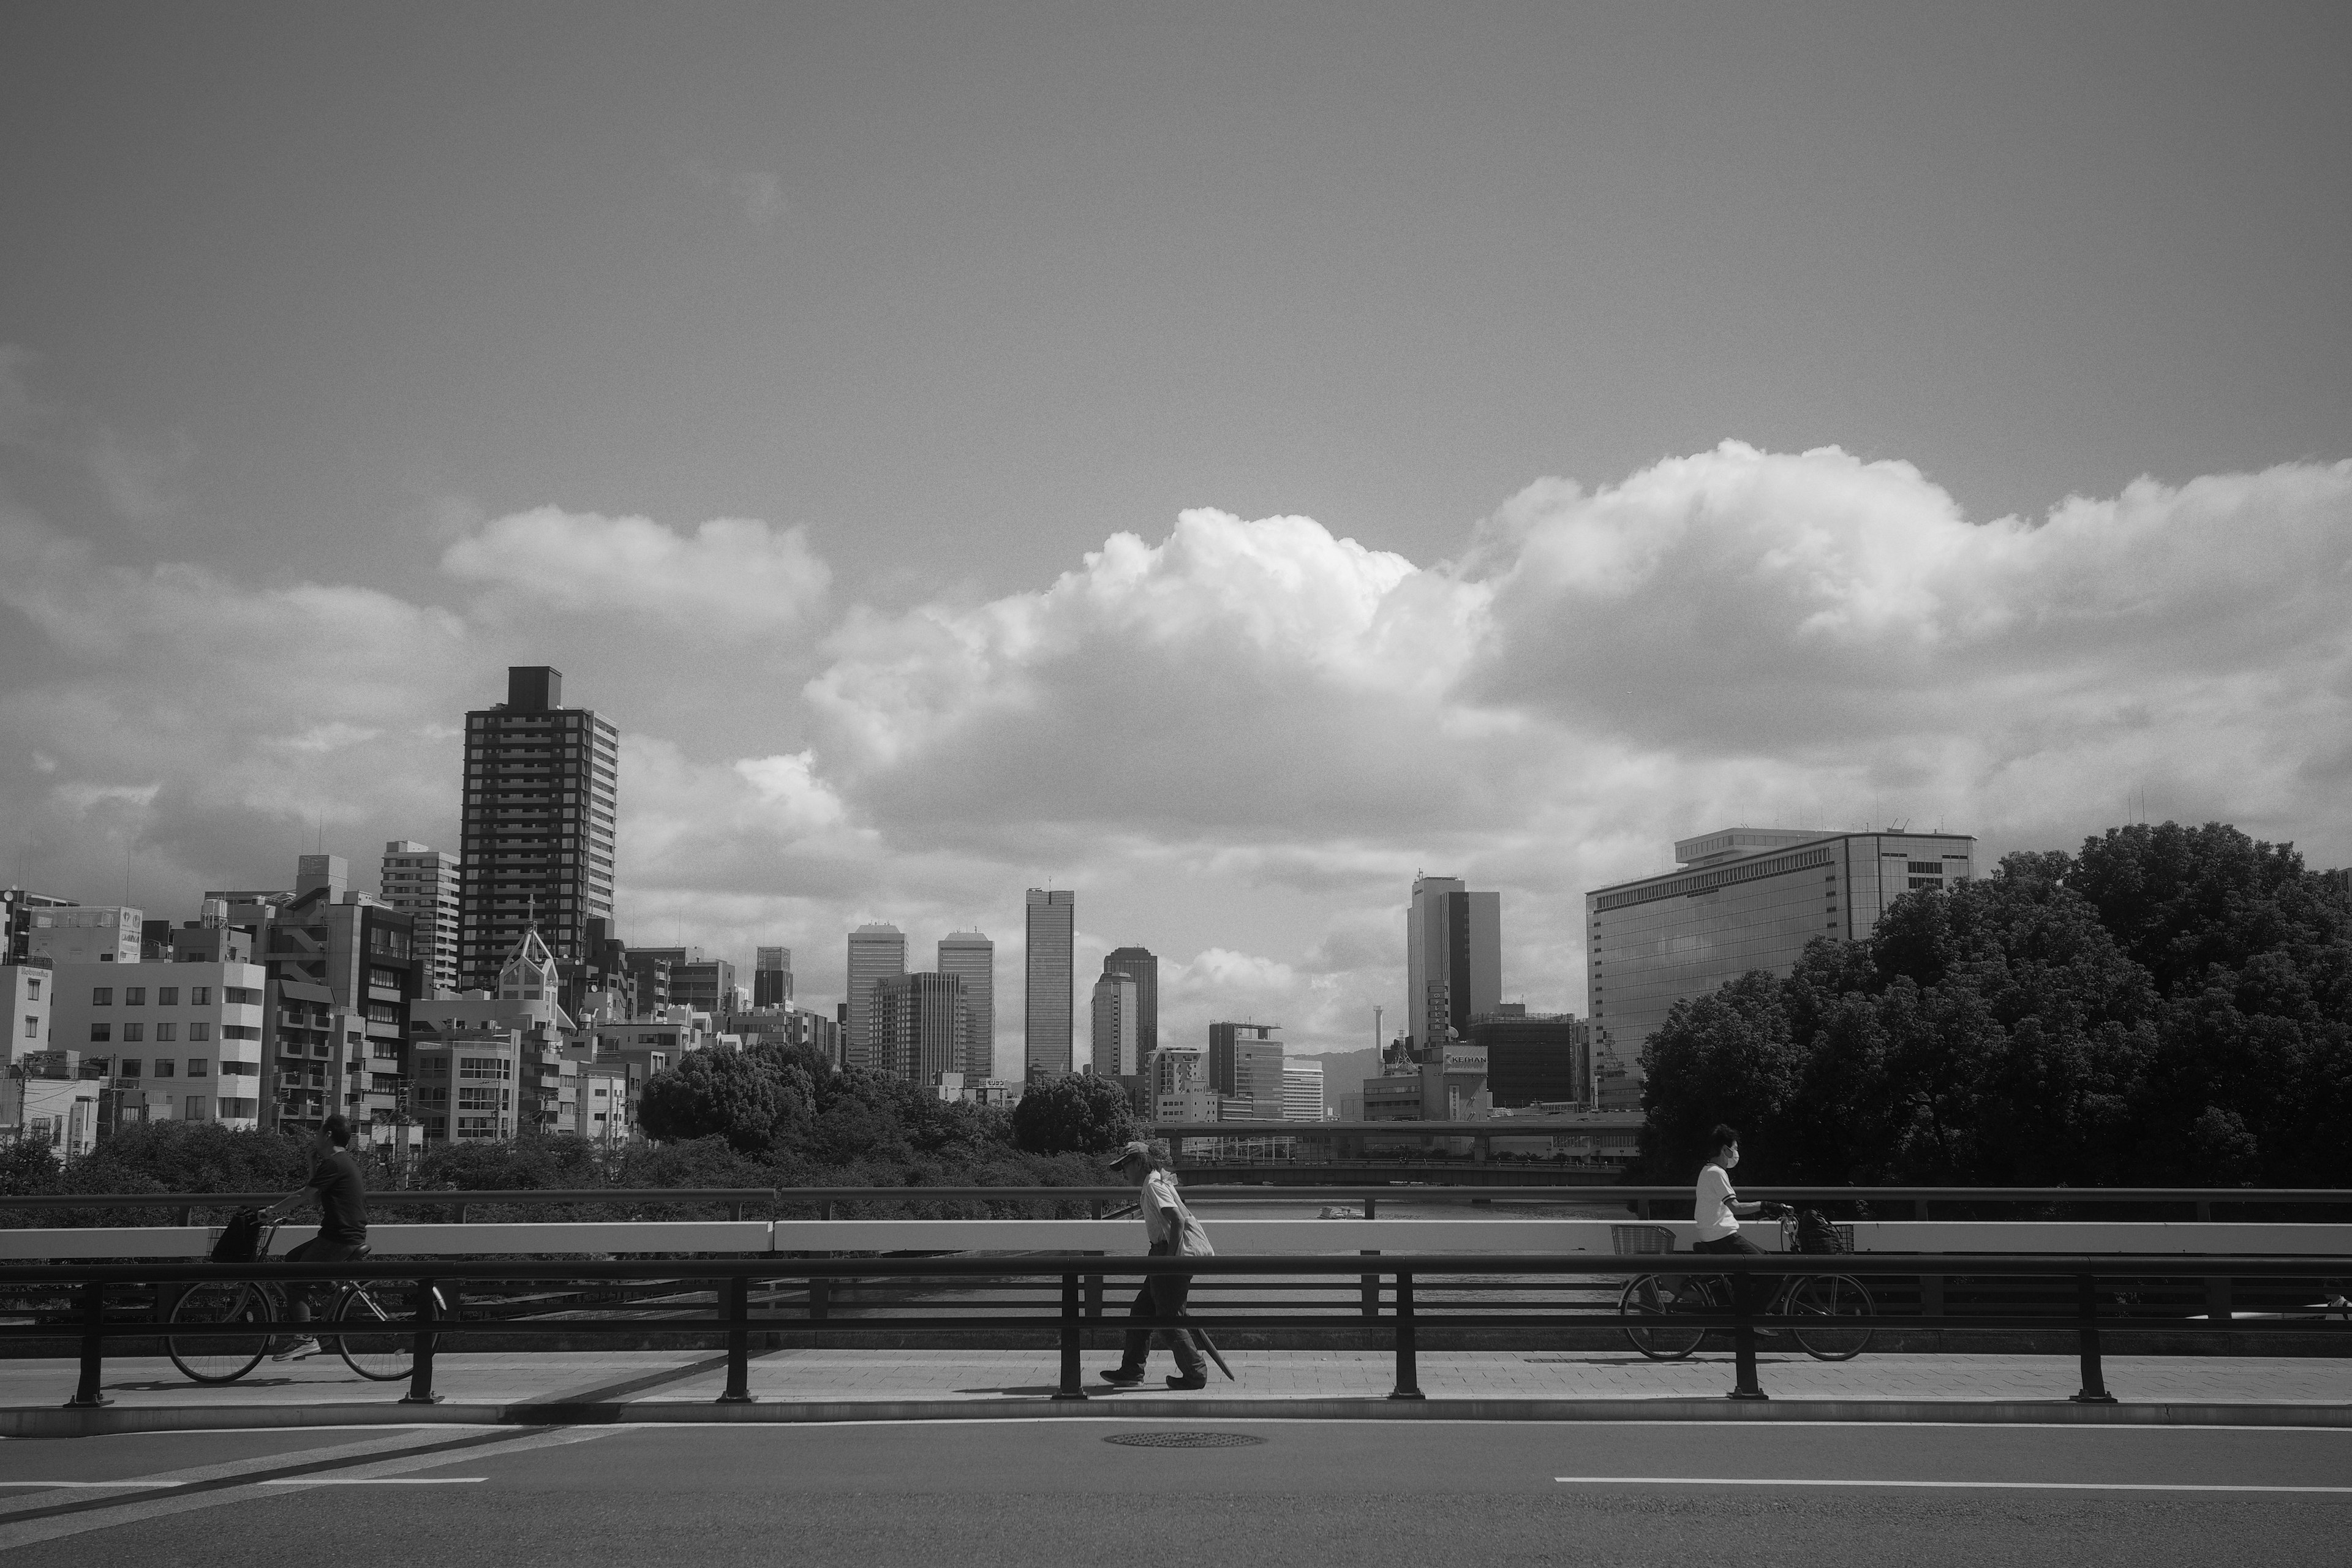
[1100,1139,1214,1389]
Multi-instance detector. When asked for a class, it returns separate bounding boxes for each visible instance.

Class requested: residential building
[1,1066,99,1157]
[1024,889,1074,1080]
[22,905,143,967]
[1404,876,1500,1054]
[48,957,267,1128]
[1100,946,1158,1058]
[2,889,78,965]
[456,665,620,988]
[872,971,968,1083]
[634,948,735,1017]
[559,916,636,1024]
[937,930,995,1077]
[1207,1022,1285,1121]
[409,1029,521,1142]
[621,948,671,1016]
[1281,1057,1326,1121]
[379,841,461,995]
[1468,1008,1591,1108]
[1090,969,1139,1078]
[2,961,52,1065]
[845,924,905,1072]
[728,1005,840,1062]
[753,947,793,1009]
[1585,827,1977,1105]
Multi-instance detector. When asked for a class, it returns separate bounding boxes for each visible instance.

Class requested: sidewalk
[6,1348,2350,1435]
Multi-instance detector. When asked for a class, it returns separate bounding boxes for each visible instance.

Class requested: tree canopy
[1008,1072,1137,1156]
[1637,821,2352,1187]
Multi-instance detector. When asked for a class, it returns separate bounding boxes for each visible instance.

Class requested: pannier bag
[1795,1208,1849,1256]
[211,1207,266,1264]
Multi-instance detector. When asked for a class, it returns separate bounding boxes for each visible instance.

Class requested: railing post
[1090,1197,1105,1221]
[1387,1272,1424,1400]
[1728,1266,1768,1402]
[2205,1274,2233,1326]
[1054,1273,1088,1401]
[717,1273,753,1404]
[1635,1195,1651,1220]
[1920,1275,1945,1324]
[1360,1251,1380,1319]
[2071,1273,2117,1404]
[1365,1194,1377,1221]
[809,1278,829,1321]
[401,1276,442,1405]
[2194,1199,2212,1223]
[729,1200,744,1222]
[820,1199,834,1221]
[64,1281,110,1409]
[1085,1253,1104,1319]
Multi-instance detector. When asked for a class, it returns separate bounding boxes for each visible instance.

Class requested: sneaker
[271,1336,321,1361]
[1164,1373,1208,1390]
[1098,1368,1145,1387]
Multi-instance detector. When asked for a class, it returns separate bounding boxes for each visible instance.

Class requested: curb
[8,1396,2351,1438]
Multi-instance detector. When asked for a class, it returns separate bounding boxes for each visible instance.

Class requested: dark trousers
[284,1237,364,1317]
[1117,1259,1206,1379]
[1693,1232,1774,1317]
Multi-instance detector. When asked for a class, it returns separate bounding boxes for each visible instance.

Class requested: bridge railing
[4,1251,2345,1411]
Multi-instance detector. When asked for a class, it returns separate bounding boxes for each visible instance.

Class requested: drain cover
[1104,1431,1267,1449]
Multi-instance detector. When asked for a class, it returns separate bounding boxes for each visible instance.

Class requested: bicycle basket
[1790,1210,1856,1254]
[209,1207,266,1264]
[1610,1224,1678,1256]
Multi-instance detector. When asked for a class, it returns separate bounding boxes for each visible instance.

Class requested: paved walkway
[6,1348,2350,1418]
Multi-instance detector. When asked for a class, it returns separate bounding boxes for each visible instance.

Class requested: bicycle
[165,1219,443,1385]
[1618,1215,1875,1363]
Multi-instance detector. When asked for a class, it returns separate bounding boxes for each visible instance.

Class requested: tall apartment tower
[937,931,995,1078]
[380,841,461,996]
[1090,970,1139,1077]
[1023,889,1075,1080]
[753,946,793,1009]
[845,924,907,1072]
[1585,827,1978,1107]
[456,666,619,989]
[1404,876,1501,1053]
[1100,946,1158,1057]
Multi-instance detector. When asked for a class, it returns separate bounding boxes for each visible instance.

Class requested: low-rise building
[47,958,267,1129]
[1,1069,99,1157]
[2,960,53,1065]
[23,905,142,966]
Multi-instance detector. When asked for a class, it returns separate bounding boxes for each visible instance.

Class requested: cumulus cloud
[440,506,831,633]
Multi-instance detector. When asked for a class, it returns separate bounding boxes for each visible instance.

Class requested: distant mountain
[1291,1045,1384,1107]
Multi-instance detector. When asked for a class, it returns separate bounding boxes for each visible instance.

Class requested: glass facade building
[1023,889,1074,1079]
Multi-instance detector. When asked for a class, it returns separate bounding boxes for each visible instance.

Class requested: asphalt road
[4,1420,2346,1567]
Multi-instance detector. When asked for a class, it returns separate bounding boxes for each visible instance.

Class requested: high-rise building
[1468,1008,1589,1107]
[456,666,620,987]
[753,946,793,1009]
[1281,1057,1325,1121]
[1100,946,1158,1057]
[1404,876,1501,1053]
[1207,1022,1284,1121]
[1586,827,1978,1107]
[379,841,461,995]
[845,924,907,1072]
[872,971,968,1082]
[1023,889,1074,1079]
[1090,970,1139,1077]
[937,931,995,1077]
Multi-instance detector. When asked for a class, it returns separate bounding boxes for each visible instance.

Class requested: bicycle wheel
[167,1281,271,1384]
[333,1281,431,1381]
[1789,1273,1875,1361]
[1620,1275,1708,1361]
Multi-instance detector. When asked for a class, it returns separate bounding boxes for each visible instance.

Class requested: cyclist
[260,1113,369,1359]
[1692,1123,1790,1321]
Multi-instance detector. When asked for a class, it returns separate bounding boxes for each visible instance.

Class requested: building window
[154,1060,176,1078]
[458,1057,512,1080]
[157,986,178,1005]
[190,987,211,1005]
[120,1060,143,1077]
[184,1095,206,1122]
[221,1025,260,1040]
[188,1022,211,1042]
[121,1023,143,1042]
[23,979,36,1000]
[187,1059,208,1077]
[92,988,112,1006]
[125,987,145,1005]
[224,986,261,1005]
[89,1023,110,1043]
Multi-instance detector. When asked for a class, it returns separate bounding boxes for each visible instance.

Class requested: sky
[2,2,2348,1076]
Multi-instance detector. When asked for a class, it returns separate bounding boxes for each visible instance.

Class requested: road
[3,1419,2345,1566]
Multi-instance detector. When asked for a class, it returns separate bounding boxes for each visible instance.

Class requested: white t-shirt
[1694,1163,1741,1242]
[1142,1170,1215,1257]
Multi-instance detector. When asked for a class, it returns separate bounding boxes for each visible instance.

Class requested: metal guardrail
[3,1251,2345,1412]
[2,1185,2346,1224]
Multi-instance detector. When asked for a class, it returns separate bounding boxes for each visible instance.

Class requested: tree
[1009,1074,1135,1156]
[638,1047,812,1154]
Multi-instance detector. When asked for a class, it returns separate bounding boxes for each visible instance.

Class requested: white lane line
[0,1483,187,1490]
[1556,1477,2352,1493]
[260,1478,485,1486]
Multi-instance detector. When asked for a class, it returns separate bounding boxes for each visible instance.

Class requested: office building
[456,665,620,989]
[1100,946,1158,1057]
[633,948,734,1017]
[2,889,78,965]
[1281,1057,1325,1121]
[937,930,995,1077]
[845,924,907,1072]
[1586,827,1978,1105]
[2,962,51,1065]
[1468,1007,1591,1107]
[379,841,461,995]
[753,947,793,1009]
[22,905,143,967]
[1207,1022,1284,1121]
[872,971,968,1083]
[1023,889,1074,1079]
[1090,969,1139,1077]
[50,957,268,1128]
[1404,877,1500,1052]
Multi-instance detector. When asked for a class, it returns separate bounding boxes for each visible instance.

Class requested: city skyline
[2,6,2347,1061]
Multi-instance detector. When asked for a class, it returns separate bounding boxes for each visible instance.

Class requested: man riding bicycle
[260,1113,369,1360]
[1691,1123,1791,1320]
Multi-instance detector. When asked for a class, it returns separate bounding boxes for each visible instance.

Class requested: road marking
[260,1477,485,1485]
[0,1483,187,1490]
[1555,1477,2352,1493]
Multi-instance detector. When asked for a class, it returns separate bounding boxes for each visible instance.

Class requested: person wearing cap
[1101,1139,1212,1389]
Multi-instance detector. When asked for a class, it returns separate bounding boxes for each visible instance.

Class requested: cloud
[440,506,831,633]
[88,426,199,526]
[685,162,785,225]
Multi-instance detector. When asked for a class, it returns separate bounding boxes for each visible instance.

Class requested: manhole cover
[1103,1431,1267,1449]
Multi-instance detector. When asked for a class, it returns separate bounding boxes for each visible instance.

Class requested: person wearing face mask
[1692,1123,1791,1319]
